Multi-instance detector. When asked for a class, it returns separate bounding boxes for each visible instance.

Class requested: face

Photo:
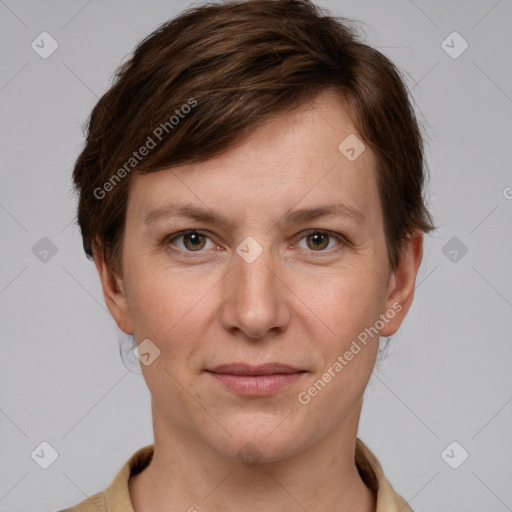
[97,89,423,462]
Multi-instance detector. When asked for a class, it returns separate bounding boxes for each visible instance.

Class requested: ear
[379,230,424,337]
[93,242,134,335]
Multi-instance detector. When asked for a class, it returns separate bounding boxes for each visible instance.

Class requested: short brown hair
[72,0,436,274]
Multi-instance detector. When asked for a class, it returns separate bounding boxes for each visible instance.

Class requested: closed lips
[206,363,306,375]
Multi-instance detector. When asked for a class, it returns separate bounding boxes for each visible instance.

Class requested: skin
[94,89,423,512]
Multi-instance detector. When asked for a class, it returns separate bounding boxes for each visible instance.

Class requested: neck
[129,401,376,512]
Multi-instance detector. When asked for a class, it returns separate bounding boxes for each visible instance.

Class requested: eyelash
[163,229,347,258]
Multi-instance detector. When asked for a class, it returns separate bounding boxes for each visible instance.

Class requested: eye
[296,230,344,253]
[165,230,217,254]
[163,229,346,257]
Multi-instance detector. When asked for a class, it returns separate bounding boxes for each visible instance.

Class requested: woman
[61,0,435,510]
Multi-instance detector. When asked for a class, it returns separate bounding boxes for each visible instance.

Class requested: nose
[220,240,291,340]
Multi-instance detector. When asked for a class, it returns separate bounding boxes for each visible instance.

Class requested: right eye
[164,230,218,255]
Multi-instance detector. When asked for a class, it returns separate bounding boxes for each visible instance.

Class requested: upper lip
[207,363,305,376]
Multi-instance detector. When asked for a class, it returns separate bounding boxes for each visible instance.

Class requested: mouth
[205,363,307,396]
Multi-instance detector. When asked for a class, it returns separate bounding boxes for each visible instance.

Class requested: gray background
[1,0,511,510]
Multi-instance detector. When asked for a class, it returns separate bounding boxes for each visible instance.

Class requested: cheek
[294,267,385,350]
[128,276,171,336]
[297,275,380,414]
[122,253,166,331]
[124,261,218,355]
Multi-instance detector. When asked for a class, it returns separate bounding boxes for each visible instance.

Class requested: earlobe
[379,230,424,338]
[93,244,134,335]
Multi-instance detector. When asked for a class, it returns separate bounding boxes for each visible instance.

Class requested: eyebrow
[144,202,365,228]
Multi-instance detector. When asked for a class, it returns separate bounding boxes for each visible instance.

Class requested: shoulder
[57,444,154,512]
[355,437,414,512]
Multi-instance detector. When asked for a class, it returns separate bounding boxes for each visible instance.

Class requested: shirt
[59,437,413,512]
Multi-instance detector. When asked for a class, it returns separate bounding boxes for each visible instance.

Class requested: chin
[208,412,308,464]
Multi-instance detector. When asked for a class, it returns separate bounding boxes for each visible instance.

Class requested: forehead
[128,90,381,231]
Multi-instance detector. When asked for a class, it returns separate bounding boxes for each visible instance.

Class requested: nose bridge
[221,235,288,338]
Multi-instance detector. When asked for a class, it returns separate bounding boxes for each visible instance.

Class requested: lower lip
[207,371,305,396]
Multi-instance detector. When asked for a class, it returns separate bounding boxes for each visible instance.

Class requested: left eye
[296,231,342,252]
